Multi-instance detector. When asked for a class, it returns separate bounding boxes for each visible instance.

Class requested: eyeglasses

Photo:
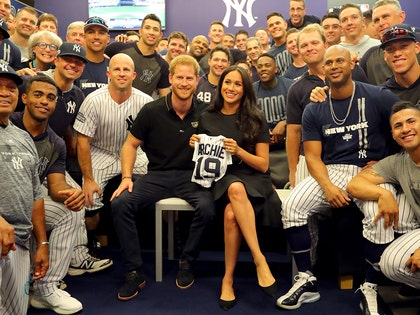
[35,42,59,51]
[381,27,415,44]
[85,16,108,29]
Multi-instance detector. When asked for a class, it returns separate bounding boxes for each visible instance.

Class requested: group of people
[0,0,419,315]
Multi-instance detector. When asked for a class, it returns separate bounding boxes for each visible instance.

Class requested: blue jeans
[111,170,215,272]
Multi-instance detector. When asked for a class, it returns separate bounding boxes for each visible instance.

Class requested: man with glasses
[287,0,320,30]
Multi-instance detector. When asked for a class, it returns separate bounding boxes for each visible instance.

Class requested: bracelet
[39,241,49,246]
[121,176,132,180]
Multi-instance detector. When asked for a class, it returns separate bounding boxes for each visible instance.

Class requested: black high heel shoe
[260,280,277,297]
[219,298,236,311]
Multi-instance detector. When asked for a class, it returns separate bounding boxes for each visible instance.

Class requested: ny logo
[126,114,134,131]
[12,156,23,170]
[73,44,81,53]
[358,149,367,159]
[222,0,256,28]
[0,62,8,72]
[140,69,153,84]
[67,100,76,114]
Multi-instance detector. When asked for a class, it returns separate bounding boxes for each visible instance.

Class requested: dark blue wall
[33,0,418,42]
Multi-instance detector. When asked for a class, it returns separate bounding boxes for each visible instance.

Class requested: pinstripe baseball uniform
[282,82,400,229]
[0,122,43,314]
[10,112,84,296]
[365,151,420,288]
[73,86,153,210]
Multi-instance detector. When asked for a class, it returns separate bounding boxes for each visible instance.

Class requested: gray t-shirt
[0,122,43,248]
[374,151,420,221]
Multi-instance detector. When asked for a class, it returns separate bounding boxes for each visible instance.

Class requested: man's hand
[32,245,49,280]
[374,191,399,229]
[310,86,329,103]
[58,188,85,211]
[406,247,420,273]
[110,178,133,201]
[0,216,16,258]
[271,121,286,144]
[82,179,102,208]
[324,184,351,208]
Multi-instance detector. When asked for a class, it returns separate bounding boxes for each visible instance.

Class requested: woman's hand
[189,134,201,148]
[223,138,239,155]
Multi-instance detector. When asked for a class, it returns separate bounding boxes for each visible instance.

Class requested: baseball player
[276,45,400,312]
[0,63,48,315]
[347,100,420,311]
[73,53,152,246]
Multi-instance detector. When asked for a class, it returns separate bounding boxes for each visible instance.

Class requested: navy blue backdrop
[23,0,418,42]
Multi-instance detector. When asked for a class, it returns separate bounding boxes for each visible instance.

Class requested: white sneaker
[30,289,83,314]
[68,254,113,276]
[276,272,320,310]
[358,282,388,315]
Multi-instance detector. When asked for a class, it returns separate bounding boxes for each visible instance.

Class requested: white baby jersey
[192,134,232,188]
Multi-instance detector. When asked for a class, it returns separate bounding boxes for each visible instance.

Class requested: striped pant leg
[295,155,309,186]
[34,185,83,295]
[380,229,420,288]
[0,246,30,315]
[356,188,420,244]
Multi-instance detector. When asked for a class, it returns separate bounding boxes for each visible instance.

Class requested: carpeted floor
[26,246,419,315]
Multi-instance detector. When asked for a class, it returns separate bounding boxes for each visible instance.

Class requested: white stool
[155,197,194,282]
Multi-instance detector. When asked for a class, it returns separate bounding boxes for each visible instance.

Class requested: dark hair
[266,12,285,21]
[391,100,420,116]
[257,52,276,63]
[212,66,264,151]
[321,11,339,23]
[141,14,162,29]
[210,44,231,60]
[25,75,58,94]
[168,31,189,46]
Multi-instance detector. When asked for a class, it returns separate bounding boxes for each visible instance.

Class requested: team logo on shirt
[222,0,257,27]
[11,156,23,170]
[76,112,86,123]
[140,69,153,84]
[67,100,76,114]
[126,115,134,131]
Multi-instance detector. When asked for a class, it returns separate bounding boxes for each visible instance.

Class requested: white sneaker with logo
[68,254,113,276]
[30,289,83,314]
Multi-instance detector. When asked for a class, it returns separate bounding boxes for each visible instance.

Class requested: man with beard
[110,55,215,301]
[276,45,400,311]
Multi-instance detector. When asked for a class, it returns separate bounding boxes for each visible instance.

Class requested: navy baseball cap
[380,24,417,49]
[0,61,23,85]
[84,16,109,32]
[0,17,9,39]
[57,42,88,63]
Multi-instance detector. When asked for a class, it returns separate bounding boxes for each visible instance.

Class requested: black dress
[198,109,282,227]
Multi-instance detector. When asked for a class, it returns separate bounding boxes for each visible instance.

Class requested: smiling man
[105,13,170,97]
[75,16,110,96]
[110,55,215,301]
[73,54,152,261]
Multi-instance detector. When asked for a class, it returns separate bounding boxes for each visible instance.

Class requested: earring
[32,51,36,58]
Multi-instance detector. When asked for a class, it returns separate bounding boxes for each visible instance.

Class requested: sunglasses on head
[381,27,414,43]
[85,17,108,28]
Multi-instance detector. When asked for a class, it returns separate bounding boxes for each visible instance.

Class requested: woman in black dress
[190,66,281,310]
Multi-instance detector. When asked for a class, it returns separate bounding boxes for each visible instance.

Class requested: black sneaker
[117,271,146,301]
[176,260,194,289]
[276,272,320,310]
[398,284,420,300]
[358,282,388,315]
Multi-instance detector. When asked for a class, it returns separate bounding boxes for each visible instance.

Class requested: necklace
[329,82,355,125]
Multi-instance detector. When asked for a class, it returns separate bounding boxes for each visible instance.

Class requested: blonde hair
[169,55,199,76]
